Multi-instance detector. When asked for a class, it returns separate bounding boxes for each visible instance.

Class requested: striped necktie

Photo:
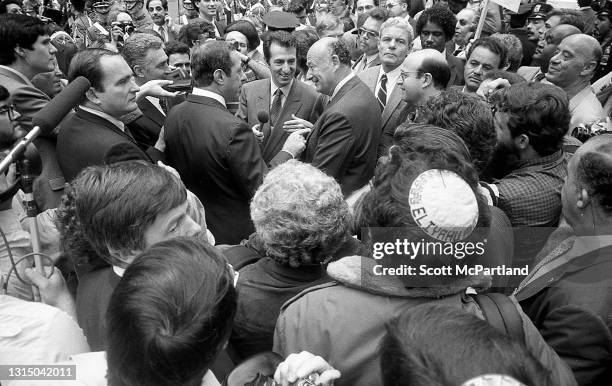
[377,74,387,111]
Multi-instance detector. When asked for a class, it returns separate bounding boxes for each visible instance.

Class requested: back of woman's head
[106,237,237,386]
[380,304,551,386]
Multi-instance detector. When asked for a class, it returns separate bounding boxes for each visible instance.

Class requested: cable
[0,225,54,296]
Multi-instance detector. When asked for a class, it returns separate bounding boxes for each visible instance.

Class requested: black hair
[191,40,234,87]
[576,136,612,215]
[107,237,237,386]
[415,5,456,41]
[67,48,121,103]
[467,36,507,70]
[0,0,22,14]
[494,82,569,157]
[380,304,552,386]
[145,0,167,9]
[263,30,297,63]
[0,14,48,65]
[165,40,190,57]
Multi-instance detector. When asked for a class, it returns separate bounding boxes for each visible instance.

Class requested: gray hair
[379,16,414,42]
[492,33,523,72]
[250,160,351,267]
[315,14,342,37]
[122,33,164,70]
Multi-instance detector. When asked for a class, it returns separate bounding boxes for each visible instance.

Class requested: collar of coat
[327,255,492,298]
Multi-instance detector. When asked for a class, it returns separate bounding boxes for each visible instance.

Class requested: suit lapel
[138,98,165,127]
[382,85,403,127]
[76,107,138,144]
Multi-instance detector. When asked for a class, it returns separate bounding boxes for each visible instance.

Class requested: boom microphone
[32,76,91,135]
[0,76,91,174]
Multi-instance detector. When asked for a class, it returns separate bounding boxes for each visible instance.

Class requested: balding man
[358,17,413,159]
[377,48,450,157]
[516,134,612,385]
[454,8,476,58]
[304,37,381,196]
[517,24,580,82]
[546,34,605,130]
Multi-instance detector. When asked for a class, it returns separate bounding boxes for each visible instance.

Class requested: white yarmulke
[408,169,479,242]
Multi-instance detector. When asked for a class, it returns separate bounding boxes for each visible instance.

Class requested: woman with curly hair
[229,160,366,361]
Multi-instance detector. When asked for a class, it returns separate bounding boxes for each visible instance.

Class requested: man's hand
[274,351,341,386]
[283,114,314,132]
[477,78,511,101]
[24,265,77,319]
[251,124,264,144]
[0,163,17,211]
[281,128,311,158]
[157,160,180,179]
[136,80,179,101]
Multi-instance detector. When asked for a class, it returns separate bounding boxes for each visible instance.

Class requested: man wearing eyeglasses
[385,0,416,30]
[351,8,388,73]
[358,17,415,159]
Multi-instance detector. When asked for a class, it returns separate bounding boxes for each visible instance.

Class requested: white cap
[408,169,479,242]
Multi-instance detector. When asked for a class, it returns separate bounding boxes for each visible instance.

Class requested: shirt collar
[270,78,293,98]
[79,105,125,131]
[515,150,564,169]
[378,65,403,85]
[191,87,226,107]
[112,265,125,277]
[365,53,378,63]
[0,65,32,85]
[331,72,355,100]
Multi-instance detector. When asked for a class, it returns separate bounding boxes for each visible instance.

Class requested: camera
[163,68,193,93]
[112,21,135,34]
[571,120,612,143]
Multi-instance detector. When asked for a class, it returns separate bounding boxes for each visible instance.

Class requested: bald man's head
[536,24,581,72]
[404,49,450,89]
[306,37,352,95]
[546,33,602,87]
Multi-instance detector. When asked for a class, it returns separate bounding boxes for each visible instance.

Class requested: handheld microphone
[0,76,91,174]
[257,110,269,127]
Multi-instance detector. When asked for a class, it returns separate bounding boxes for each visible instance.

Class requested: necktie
[377,74,387,111]
[270,89,283,128]
[158,26,166,42]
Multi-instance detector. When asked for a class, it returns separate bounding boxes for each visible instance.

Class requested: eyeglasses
[357,27,379,39]
[399,70,423,81]
[0,104,17,122]
[183,1,195,9]
[385,2,400,9]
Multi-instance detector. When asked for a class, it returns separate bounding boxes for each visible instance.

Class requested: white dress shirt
[191,87,226,107]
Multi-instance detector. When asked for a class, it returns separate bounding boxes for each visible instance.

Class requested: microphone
[0,76,91,174]
[257,110,269,127]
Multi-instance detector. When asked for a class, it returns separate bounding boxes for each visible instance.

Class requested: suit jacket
[236,79,323,164]
[124,97,166,151]
[446,51,465,87]
[0,65,65,210]
[351,54,381,73]
[164,94,272,245]
[301,75,381,196]
[358,65,411,159]
[517,243,612,385]
[57,107,151,182]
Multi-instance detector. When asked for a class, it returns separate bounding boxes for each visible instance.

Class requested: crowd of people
[0,0,612,384]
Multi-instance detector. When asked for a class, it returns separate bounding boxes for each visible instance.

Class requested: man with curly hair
[230,160,365,360]
[415,5,464,86]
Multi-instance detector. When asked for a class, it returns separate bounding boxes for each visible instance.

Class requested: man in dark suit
[415,5,464,87]
[57,49,167,182]
[0,14,65,210]
[358,17,413,159]
[303,37,381,196]
[188,0,226,37]
[121,33,170,150]
[147,0,178,42]
[237,31,323,164]
[164,41,306,245]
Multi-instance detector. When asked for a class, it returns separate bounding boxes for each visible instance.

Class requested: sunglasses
[0,104,17,121]
[357,27,379,39]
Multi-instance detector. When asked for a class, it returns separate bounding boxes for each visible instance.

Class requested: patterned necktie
[377,74,387,111]
[158,26,166,42]
[270,89,283,128]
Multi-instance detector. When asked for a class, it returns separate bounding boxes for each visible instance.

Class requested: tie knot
[380,74,387,83]
[275,88,283,96]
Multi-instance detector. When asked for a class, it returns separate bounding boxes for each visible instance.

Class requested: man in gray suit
[237,31,324,164]
[358,17,412,159]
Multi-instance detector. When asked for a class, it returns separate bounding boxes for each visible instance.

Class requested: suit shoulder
[358,65,380,80]
[243,78,269,92]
